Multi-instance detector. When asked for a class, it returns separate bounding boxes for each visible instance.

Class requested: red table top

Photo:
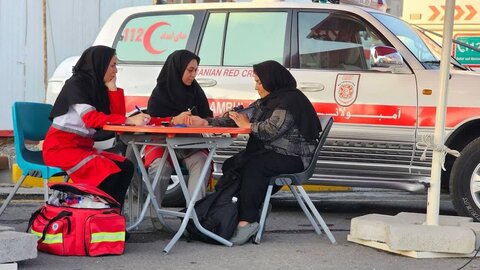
[103,124,250,137]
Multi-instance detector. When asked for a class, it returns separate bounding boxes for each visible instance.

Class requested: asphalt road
[1,190,478,270]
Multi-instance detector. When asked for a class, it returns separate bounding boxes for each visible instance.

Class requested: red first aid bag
[27,182,126,256]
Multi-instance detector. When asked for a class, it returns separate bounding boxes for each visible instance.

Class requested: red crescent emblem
[143,21,170,54]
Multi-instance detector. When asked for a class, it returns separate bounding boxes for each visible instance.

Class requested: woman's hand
[126,113,151,126]
[105,75,117,91]
[189,116,209,126]
[171,111,192,125]
[229,112,250,129]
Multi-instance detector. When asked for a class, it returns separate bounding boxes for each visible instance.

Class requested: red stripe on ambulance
[125,96,480,128]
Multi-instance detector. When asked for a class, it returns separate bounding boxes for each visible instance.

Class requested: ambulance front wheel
[158,174,187,207]
[449,137,480,222]
[151,175,187,230]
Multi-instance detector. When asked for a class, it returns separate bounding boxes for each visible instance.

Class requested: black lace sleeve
[207,117,237,127]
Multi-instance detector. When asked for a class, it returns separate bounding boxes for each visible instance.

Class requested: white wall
[0,0,44,134]
[0,0,152,133]
[46,0,153,80]
[387,0,403,18]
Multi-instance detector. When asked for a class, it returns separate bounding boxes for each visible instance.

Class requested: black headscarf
[253,60,321,141]
[147,50,213,118]
[50,45,116,120]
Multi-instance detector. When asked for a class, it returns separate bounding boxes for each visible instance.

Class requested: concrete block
[0,232,37,263]
[386,223,475,254]
[395,212,473,226]
[461,222,480,249]
[350,214,397,242]
[0,227,14,233]
[0,262,17,270]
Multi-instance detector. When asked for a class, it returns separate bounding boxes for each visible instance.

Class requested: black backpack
[185,168,241,244]
[184,147,268,244]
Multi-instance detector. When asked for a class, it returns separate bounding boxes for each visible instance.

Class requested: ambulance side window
[199,13,226,66]
[199,11,288,66]
[298,12,387,71]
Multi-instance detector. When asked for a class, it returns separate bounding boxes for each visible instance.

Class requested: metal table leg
[163,139,233,254]
[126,141,173,232]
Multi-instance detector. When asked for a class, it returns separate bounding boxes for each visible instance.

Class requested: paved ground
[0,138,476,270]
[0,189,478,270]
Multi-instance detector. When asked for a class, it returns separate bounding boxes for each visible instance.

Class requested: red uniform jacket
[43,89,127,186]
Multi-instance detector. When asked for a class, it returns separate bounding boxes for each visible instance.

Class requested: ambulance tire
[149,176,186,231]
[449,137,480,222]
[162,175,187,207]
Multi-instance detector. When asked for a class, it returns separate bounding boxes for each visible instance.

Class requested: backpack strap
[26,208,45,233]
[103,209,120,215]
[40,210,72,241]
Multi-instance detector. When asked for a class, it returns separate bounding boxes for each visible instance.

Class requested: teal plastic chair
[0,102,67,216]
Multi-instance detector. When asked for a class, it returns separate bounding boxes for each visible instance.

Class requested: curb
[0,185,44,201]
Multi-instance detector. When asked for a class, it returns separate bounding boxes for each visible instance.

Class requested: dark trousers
[238,151,303,223]
[98,159,133,208]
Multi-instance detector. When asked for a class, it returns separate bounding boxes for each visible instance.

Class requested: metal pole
[426,0,456,226]
[43,0,48,102]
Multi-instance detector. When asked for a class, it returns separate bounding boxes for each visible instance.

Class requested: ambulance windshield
[372,12,467,70]
[372,13,438,64]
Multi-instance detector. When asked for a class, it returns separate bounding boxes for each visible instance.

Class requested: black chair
[254,116,336,244]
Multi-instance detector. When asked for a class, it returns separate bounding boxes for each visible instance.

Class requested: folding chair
[0,102,67,216]
[254,116,336,244]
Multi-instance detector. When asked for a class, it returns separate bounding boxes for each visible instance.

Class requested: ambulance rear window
[199,11,288,66]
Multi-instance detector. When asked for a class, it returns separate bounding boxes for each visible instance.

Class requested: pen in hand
[133,105,150,125]
[135,105,142,114]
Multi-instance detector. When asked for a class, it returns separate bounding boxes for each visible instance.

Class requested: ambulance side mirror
[370,45,403,68]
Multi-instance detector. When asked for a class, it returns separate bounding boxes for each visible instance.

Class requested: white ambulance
[47,1,480,221]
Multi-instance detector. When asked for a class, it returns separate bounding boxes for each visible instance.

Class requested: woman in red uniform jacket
[43,45,149,207]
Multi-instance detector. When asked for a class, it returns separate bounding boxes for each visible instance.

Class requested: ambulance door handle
[298,82,325,92]
[197,78,217,87]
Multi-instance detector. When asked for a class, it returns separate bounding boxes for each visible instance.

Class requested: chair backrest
[272,116,333,186]
[12,102,54,160]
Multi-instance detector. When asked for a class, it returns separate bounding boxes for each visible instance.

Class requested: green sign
[454,36,480,66]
